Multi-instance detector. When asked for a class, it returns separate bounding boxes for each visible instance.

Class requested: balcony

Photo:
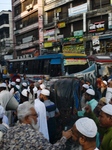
[13,0,25,7]
[14,22,38,35]
[0,24,9,29]
[44,0,73,11]
[15,40,39,50]
[14,4,38,21]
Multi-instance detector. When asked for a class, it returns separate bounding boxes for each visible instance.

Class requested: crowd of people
[0,73,111,150]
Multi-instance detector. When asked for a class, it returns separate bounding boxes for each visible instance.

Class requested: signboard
[57,22,66,28]
[44,42,53,48]
[64,58,87,65]
[92,36,100,52]
[68,3,87,17]
[89,21,105,33]
[63,45,84,53]
[74,30,83,38]
[44,29,55,37]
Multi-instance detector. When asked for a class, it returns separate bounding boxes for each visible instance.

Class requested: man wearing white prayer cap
[22,82,27,88]
[21,82,28,91]
[72,117,99,150]
[15,78,21,92]
[84,103,112,149]
[85,89,98,111]
[16,78,20,83]
[34,89,49,140]
[20,89,28,104]
[40,89,60,143]
[100,80,107,97]
[80,84,89,108]
[98,104,112,150]
[11,82,16,86]
[37,84,46,99]
[38,79,43,84]
[82,84,89,90]
[10,82,16,95]
[0,83,7,88]
[77,89,98,117]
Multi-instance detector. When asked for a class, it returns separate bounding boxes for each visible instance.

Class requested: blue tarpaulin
[50,59,61,64]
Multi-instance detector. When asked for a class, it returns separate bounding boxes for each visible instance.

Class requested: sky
[0,0,12,12]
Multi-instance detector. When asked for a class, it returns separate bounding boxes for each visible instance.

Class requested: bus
[7,53,90,79]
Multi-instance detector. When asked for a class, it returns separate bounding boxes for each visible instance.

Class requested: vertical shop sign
[92,36,100,52]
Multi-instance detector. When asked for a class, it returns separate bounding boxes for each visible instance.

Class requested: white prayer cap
[41,89,50,96]
[82,84,89,89]
[21,89,28,97]
[103,80,107,85]
[16,78,20,82]
[86,89,95,96]
[108,79,111,83]
[11,81,16,86]
[38,80,42,84]
[22,82,27,87]
[0,83,7,88]
[101,104,112,115]
[40,84,46,90]
[75,117,97,138]
[0,105,5,118]
[15,85,20,90]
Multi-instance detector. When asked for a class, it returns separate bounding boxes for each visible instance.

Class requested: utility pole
[100,0,102,19]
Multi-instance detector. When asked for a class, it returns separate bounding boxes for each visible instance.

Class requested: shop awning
[50,59,61,64]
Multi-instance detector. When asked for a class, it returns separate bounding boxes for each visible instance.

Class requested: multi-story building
[12,0,112,58]
[12,0,44,58]
[0,10,13,56]
[44,0,112,55]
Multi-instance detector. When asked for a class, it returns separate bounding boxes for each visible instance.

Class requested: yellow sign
[57,22,66,28]
[64,59,87,65]
[44,42,52,48]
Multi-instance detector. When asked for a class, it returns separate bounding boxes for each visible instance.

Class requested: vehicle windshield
[64,58,89,74]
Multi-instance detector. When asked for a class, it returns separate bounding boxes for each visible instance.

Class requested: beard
[30,118,39,131]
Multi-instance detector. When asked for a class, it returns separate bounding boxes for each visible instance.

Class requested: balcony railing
[14,22,38,35]
[15,40,39,50]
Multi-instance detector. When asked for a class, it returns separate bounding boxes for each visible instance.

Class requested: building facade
[12,0,112,58]
[12,0,43,58]
[44,0,112,55]
[0,10,13,56]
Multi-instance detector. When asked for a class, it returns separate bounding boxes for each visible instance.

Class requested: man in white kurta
[34,98,49,141]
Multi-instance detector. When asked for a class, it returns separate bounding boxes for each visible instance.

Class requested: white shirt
[106,87,112,103]
[37,90,41,99]
[2,115,9,126]
[34,98,49,141]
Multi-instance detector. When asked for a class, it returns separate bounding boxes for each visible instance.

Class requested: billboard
[68,3,87,17]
